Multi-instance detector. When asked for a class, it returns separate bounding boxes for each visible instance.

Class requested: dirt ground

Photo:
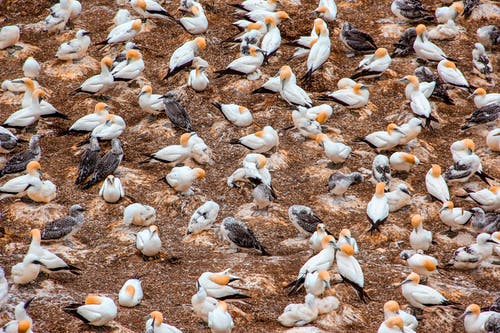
[0,0,499,332]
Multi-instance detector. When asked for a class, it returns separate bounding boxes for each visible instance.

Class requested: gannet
[215,45,265,79]
[22,57,40,79]
[179,2,208,34]
[212,101,253,127]
[165,166,205,195]
[162,90,193,131]
[96,19,142,45]
[486,127,500,152]
[291,108,323,139]
[12,79,65,119]
[75,137,100,185]
[304,270,331,297]
[437,60,473,92]
[435,2,463,23]
[187,201,219,235]
[138,85,165,114]
[470,207,500,234]
[383,300,418,331]
[208,301,234,333]
[315,0,337,22]
[414,66,454,105]
[69,103,111,132]
[340,22,377,53]
[446,233,497,270]
[351,48,391,80]
[99,175,124,203]
[249,177,276,216]
[461,304,500,333]
[398,273,457,309]
[242,10,289,23]
[390,0,433,22]
[111,49,144,81]
[145,311,182,333]
[392,27,416,57]
[230,0,278,12]
[188,64,209,92]
[398,117,423,144]
[337,229,359,254]
[1,298,34,332]
[315,134,352,165]
[191,286,217,323]
[130,0,172,19]
[56,29,91,61]
[461,105,499,130]
[302,20,330,81]
[319,83,370,109]
[227,153,271,188]
[123,203,156,226]
[309,223,329,253]
[288,204,328,237]
[477,25,499,50]
[41,204,85,242]
[0,135,40,178]
[189,132,213,165]
[220,217,269,255]
[278,293,318,327]
[367,182,389,233]
[114,9,132,26]
[390,152,420,172]
[260,16,281,58]
[386,183,411,212]
[72,56,114,95]
[425,164,450,203]
[0,267,7,308]
[27,179,56,203]
[142,133,192,165]
[400,250,438,279]
[63,295,117,326]
[360,123,405,152]
[3,89,47,128]
[136,225,162,258]
[82,138,123,188]
[11,254,43,285]
[327,171,362,197]
[0,25,20,49]
[471,88,499,108]
[400,75,435,126]
[337,243,369,302]
[444,154,481,183]
[413,24,452,61]
[378,316,406,333]
[409,214,432,251]
[164,37,206,79]
[230,125,278,153]
[0,161,41,195]
[118,277,143,307]
[466,186,500,212]
[91,114,126,140]
[43,0,72,33]
[197,270,250,300]
[472,44,492,82]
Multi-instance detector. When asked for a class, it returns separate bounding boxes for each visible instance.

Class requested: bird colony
[0,0,499,332]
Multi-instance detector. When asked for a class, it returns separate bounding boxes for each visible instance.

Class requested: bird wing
[163,100,192,131]
[41,217,77,239]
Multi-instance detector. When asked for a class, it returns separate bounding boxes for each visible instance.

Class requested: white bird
[471,88,499,108]
[187,133,213,166]
[136,225,161,258]
[336,243,369,302]
[242,10,289,24]
[378,316,406,333]
[351,48,392,80]
[143,133,193,166]
[425,164,450,203]
[56,29,91,61]
[461,304,500,333]
[287,19,323,60]
[261,16,281,57]
[22,57,40,79]
[14,79,64,118]
[278,293,319,327]
[450,138,476,162]
[191,286,217,323]
[27,179,57,204]
[398,272,456,309]
[145,311,182,333]
[230,125,278,153]
[99,175,124,203]
[97,19,142,45]
[472,43,493,82]
[400,250,438,278]
[367,182,389,233]
[466,186,500,212]
[1,319,32,333]
[309,223,329,253]
[444,154,481,183]
[383,300,418,332]
[114,9,132,26]
[437,60,472,92]
[138,85,165,114]
[320,83,370,109]
[372,154,391,188]
[123,203,156,227]
[400,75,435,126]
[337,229,359,254]
[187,201,220,235]
[302,19,330,81]
[131,0,172,19]
[304,270,331,297]
[188,64,209,92]
[164,37,206,79]
[179,2,208,34]
[232,0,278,12]
[0,161,41,195]
[118,277,143,307]
[304,104,333,121]
[385,183,411,213]
[291,109,323,140]
[361,123,405,152]
[63,295,117,326]
[409,214,432,252]
[216,45,265,79]
[212,101,253,127]
[413,24,451,61]
[439,201,472,231]
[28,229,80,275]
[0,25,20,49]
[428,19,463,40]
[43,0,72,33]
[165,166,205,195]
[486,127,500,152]
[73,56,114,95]
[208,301,234,333]
[315,134,352,164]
[227,154,271,188]
[1,298,34,332]
[314,0,337,22]
[111,49,144,81]
[446,233,496,270]
[435,2,463,23]
[69,102,111,132]
[398,117,423,144]
[197,270,250,300]
[91,114,126,140]
[10,253,42,285]
[390,152,420,172]
[279,65,312,107]
[3,89,47,128]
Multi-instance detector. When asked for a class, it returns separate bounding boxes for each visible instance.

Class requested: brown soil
[0,0,499,332]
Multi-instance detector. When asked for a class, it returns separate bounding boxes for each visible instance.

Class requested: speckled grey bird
[288,204,330,236]
[75,137,100,185]
[470,208,500,234]
[463,0,479,18]
[327,171,363,197]
[372,154,391,188]
[391,0,433,22]
[82,138,123,189]
[0,134,41,178]
[484,313,500,333]
[392,28,416,57]
[220,217,269,255]
[41,205,85,242]
[472,43,492,82]
[340,22,377,53]
[0,126,17,153]
[477,25,499,50]
[461,104,499,130]
[162,90,193,132]
[415,66,454,105]
[249,177,276,216]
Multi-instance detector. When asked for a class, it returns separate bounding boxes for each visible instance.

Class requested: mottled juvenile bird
[162,91,193,132]
[82,138,123,189]
[0,135,41,178]
[41,205,85,243]
[220,217,269,255]
[75,137,100,185]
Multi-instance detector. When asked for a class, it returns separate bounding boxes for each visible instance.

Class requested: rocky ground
[0,0,499,332]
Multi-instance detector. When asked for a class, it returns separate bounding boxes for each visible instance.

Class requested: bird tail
[301,69,313,82]
[63,304,90,323]
[475,171,494,185]
[229,138,241,145]
[251,87,274,94]
[40,111,69,119]
[217,293,251,300]
[287,276,305,295]
[81,178,97,189]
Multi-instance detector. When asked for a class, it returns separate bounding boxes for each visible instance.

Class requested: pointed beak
[396,279,409,287]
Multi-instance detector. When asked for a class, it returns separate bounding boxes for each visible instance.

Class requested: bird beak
[487,239,500,244]
[396,279,409,287]
[439,206,447,213]
[394,128,406,135]
[458,311,470,319]
[325,280,331,290]
[398,78,408,83]
[82,31,90,36]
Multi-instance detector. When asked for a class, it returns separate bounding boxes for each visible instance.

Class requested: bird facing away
[82,138,123,189]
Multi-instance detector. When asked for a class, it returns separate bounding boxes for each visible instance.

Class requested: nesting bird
[99,175,124,203]
[63,295,117,326]
[409,214,432,252]
[327,171,362,197]
[367,182,389,233]
[118,277,143,307]
[187,200,220,235]
[219,217,269,255]
[136,225,162,258]
[230,125,279,153]
[165,166,205,195]
[316,134,352,164]
[0,25,20,50]
[425,164,450,203]
[56,29,90,61]
[351,48,391,80]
